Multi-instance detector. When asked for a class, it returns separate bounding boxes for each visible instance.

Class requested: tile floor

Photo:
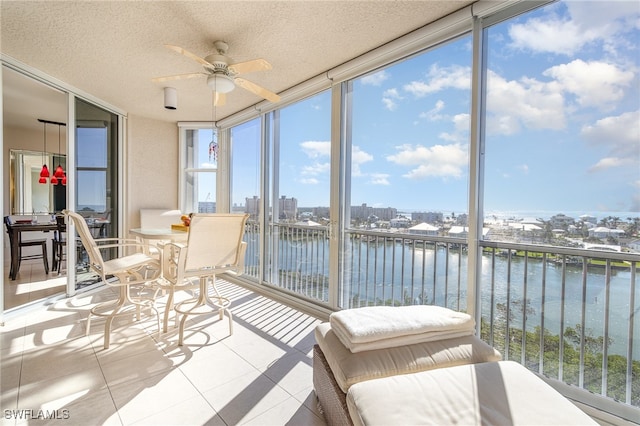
[1,276,327,426]
[3,256,66,310]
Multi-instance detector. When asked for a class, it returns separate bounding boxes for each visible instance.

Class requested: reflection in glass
[10,149,66,214]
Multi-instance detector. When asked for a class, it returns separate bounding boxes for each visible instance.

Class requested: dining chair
[4,215,49,279]
[51,214,66,273]
[138,208,183,257]
[139,208,183,229]
[158,213,248,345]
[64,209,162,349]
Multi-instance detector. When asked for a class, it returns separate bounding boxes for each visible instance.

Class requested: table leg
[9,229,19,280]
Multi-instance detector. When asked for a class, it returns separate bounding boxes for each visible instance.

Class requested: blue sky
[76,127,108,209]
[232,1,639,219]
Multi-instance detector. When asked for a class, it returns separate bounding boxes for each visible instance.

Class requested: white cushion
[315,322,501,393]
[139,209,182,229]
[346,360,597,426]
[330,305,475,353]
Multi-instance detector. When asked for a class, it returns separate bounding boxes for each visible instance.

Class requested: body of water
[266,236,638,359]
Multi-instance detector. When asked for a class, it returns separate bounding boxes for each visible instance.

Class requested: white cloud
[544,59,634,109]
[508,2,640,56]
[403,64,470,98]
[517,164,529,175]
[386,143,468,180]
[486,70,566,134]
[582,110,640,172]
[452,113,469,132]
[300,178,319,185]
[300,140,330,158]
[582,110,640,153]
[369,173,390,185]
[361,70,389,86]
[419,100,445,121]
[382,88,402,111]
[382,98,397,111]
[298,141,330,184]
[439,113,469,143]
[351,145,374,177]
[588,157,628,173]
[301,162,330,177]
[486,58,634,136]
[508,16,590,56]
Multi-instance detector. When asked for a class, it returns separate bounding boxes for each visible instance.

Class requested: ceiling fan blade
[214,92,226,106]
[235,78,280,103]
[164,44,212,68]
[151,72,206,83]
[228,59,272,75]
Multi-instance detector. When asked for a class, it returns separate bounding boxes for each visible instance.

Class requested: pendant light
[37,118,67,185]
[53,124,65,181]
[39,120,49,183]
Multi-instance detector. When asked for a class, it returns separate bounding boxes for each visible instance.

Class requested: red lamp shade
[38,176,47,184]
[50,175,58,185]
[54,165,65,178]
[40,164,50,178]
[61,174,67,185]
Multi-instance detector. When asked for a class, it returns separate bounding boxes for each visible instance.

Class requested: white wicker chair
[158,213,248,345]
[64,209,161,349]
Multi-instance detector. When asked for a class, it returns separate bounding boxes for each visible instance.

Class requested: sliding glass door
[74,99,119,289]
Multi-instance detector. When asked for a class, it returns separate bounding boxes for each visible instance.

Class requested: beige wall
[126,115,179,230]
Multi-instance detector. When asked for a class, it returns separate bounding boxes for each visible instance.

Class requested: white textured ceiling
[2,0,473,131]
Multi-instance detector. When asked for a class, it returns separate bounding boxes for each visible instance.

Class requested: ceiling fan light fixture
[207,74,235,94]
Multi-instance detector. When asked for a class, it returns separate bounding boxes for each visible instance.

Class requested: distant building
[198,202,216,213]
[313,206,330,219]
[351,203,397,221]
[628,239,640,253]
[448,226,468,238]
[412,211,443,224]
[580,214,598,225]
[521,217,543,226]
[550,213,575,229]
[455,213,468,226]
[589,227,625,239]
[245,196,260,220]
[408,222,439,236]
[278,195,297,220]
[390,215,411,228]
[448,226,490,238]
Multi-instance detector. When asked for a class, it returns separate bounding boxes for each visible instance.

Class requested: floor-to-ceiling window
[480,0,640,407]
[74,99,119,289]
[342,35,472,309]
[223,0,638,416]
[265,91,332,301]
[231,118,261,279]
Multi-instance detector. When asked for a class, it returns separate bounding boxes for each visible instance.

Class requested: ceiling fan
[152,40,280,105]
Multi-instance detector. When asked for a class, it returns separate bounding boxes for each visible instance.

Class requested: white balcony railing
[241,222,639,410]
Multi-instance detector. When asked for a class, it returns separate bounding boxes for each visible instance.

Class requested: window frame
[177,122,221,214]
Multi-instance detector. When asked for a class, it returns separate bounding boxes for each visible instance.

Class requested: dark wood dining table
[6,221,57,280]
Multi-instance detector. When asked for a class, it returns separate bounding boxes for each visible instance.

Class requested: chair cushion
[103,252,159,275]
[346,361,597,426]
[315,322,501,393]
